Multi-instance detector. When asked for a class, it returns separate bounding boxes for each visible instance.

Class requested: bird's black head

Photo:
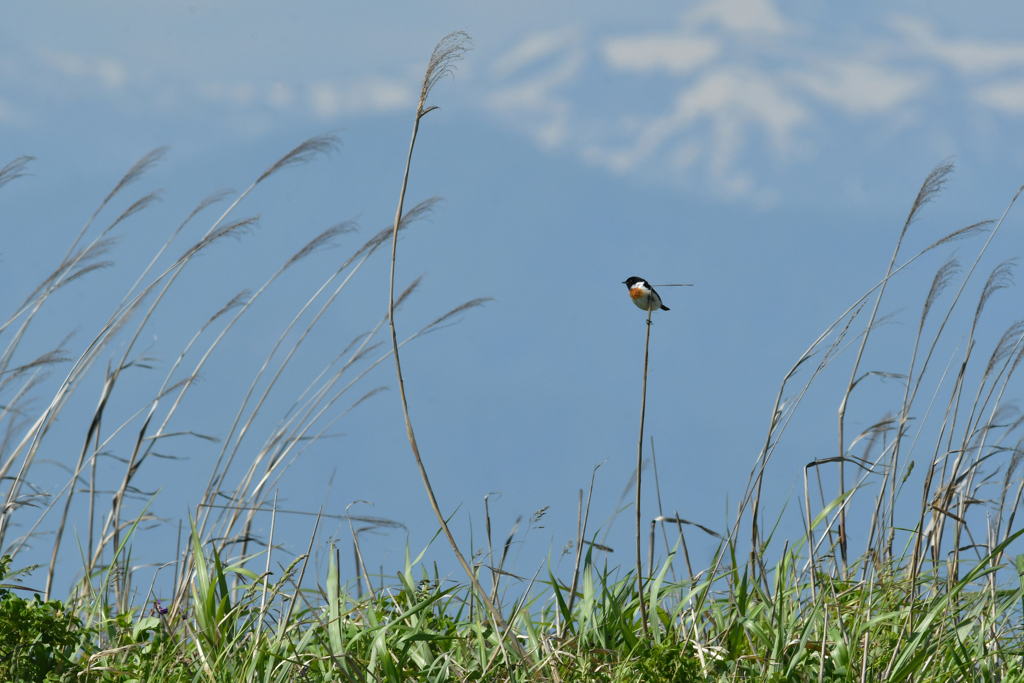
[622,276,647,288]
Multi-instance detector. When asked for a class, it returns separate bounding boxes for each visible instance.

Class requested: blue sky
[4,0,1024,595]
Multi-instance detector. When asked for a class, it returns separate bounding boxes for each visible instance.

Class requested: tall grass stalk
[635,306,653,637]
[385,31,528,662]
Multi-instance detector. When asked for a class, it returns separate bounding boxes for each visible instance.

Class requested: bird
[622,276,669,312]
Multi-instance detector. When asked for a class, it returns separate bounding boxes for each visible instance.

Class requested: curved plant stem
[386,33,527,662]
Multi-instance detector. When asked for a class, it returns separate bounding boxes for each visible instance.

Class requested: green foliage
[0,556,91,683]
[37,540,1023,682]
[629,642,704,683]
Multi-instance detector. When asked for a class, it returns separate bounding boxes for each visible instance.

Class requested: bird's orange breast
[629,287,645,300]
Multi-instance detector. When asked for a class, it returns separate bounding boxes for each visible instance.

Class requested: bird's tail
[661,304,670,311]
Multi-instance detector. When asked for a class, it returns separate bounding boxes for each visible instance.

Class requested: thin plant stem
[386,32,527,661]
[650,436,676,582]
[635,306,652,637]
[254,491,277,641]
[565,462,600,634]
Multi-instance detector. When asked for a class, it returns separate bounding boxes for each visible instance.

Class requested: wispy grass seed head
[419,31,472,115]
[905,158,954,231]
[975,258,1017,326]
[209,290,252,325]
[285,220,358,270]
[0,156,34,190]
[180,215,259,261]
[921,255,961,329]
[101,147,168,208]
[256,134,339,184]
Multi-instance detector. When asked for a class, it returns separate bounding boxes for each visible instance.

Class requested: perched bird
[623,276,669,312]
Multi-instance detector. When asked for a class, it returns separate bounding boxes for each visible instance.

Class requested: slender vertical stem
[354,540,362,599]
[387,57,526,659]
[650,436,675,582]
[576,488,583,564]
[818,604,828,683]
[635,306,652,637]
[87,418,100,578]
[555,489,582,639]
[280,509,321,632]
[566,465,598,633]
[171,519,182,611]
[648,520,656,582]
[254,492,276,641]
[674,512,693,582]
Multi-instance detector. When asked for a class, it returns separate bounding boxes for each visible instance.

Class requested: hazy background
[4,0,1024,595]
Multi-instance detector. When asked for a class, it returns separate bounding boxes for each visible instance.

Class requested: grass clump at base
[0,556,93,683]
[4,532,1022,681]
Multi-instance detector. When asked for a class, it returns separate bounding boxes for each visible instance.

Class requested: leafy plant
[0,556,91,683]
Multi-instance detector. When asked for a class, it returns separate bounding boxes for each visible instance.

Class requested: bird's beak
[621,280,627,284]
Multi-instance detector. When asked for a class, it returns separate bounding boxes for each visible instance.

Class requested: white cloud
[95,58,128,90]
[487,32,584,149]
[974,80,1024,113]
[687,0,788,35]
[604,34,719,74]
[308,79,412,119]
[891,16,1024,74]
[582,68,805,197]
[488,3,1013,200]
[792,62,927,114]
[483,2,805,198]
[43,50,128,89]
[675,69,807,143]
[268,82,292,108]
[492,29,576,78]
